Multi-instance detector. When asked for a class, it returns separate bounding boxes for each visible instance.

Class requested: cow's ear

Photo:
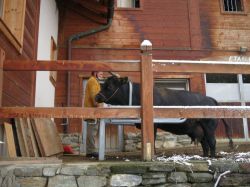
[120,77,128,85]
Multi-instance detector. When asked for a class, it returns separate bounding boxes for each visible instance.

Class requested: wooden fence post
[140,40,154,161]
[0,48,5,156]
[0,48,4,107]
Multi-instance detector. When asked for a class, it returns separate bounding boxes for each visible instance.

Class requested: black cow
[95,76,233,157]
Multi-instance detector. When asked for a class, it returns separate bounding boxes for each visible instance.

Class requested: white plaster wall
[35,0,58,107]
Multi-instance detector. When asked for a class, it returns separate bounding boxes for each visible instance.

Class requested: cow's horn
[108,71,120,77]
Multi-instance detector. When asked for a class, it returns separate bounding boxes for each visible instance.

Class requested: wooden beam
[153,106,250,118]
[1,106,250,119]
[0,48,4,107]
[4,59,250,74]
[3,60,140,72]
[153,60,250,74]
[140,40,154,161]
[0,107,140,119]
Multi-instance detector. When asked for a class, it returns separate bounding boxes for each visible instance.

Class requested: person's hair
[91,71,97,76]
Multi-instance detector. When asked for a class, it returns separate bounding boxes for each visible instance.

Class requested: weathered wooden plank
[154,106,250,118]
[20,118,39,157]
[0,107,140,119]
[0,48,4,107]
[3,60,140,72]
[27,118,40,157]
[4,59,250,74]
[3,122,17,158]
[140,41,154,161]
[1,106,250,119]
[31,118,63,157]
[153,60,250,74]
[14,118,28,157]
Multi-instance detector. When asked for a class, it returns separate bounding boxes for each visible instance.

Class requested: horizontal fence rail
[2,42,250,160]
[3,60,140,72]
[152,60,250,74]
[3,60,250,74]
[1,106,250,119]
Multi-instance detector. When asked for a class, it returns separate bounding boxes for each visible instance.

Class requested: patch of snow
[156,151,250,164]
[207,160,212,166]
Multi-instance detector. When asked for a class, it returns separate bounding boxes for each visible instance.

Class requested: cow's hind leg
[202,119,217,157]
[154,124,158,154]
[200,137,209,157]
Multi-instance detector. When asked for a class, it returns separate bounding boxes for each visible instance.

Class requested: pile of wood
[2,118,63,158]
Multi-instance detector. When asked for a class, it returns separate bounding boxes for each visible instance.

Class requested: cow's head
[95,76,128,105]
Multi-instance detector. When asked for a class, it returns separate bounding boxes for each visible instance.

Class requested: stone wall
[1,160,250,187]
[60,132,193,153]
[125,132,192,152]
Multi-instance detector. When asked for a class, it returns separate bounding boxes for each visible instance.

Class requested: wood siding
[200,0,250,51]
[199,0,250,139]
[1,0,40,107]
[56,0,205,134]
[56,0,250,150]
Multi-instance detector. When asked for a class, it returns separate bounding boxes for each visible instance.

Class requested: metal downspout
[65,0,114,133]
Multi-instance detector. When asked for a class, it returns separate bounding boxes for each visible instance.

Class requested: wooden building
[0,0,40,107]
[1,0,250,151]
[55,0,250,146]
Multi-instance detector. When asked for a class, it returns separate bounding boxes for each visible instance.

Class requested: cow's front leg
[153,124,157,154]
[200,138,209,157]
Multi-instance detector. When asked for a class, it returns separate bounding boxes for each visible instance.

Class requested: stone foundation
[1,160,250,187]
[60,132,193,153]
[124,132,192,151]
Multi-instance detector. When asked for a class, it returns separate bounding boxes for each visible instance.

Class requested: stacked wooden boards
[31,118,63,157]
[2,118,63,157]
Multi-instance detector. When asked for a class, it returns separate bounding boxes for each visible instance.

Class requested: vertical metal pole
[140,40,154,161]
[118,125,124,151]
[99,119,106,160]
[238,74,249,140]
[80,120,87,154]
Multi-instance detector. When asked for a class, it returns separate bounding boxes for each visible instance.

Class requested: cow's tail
[210,97,234,149]
[221,119,234,149]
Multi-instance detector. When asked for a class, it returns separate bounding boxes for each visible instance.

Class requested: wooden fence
[1,41,250,160]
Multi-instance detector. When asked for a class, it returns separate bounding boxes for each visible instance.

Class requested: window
[206,73,250,102]
[223,0,243,11]
[206,74,238,83]
[221,0,244,12]
[0,0,26,53]
[117,0,140,8]
[243,74,250,83]
[155,79,189,91]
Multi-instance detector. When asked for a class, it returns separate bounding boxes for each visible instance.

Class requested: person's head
[92,71,103,80]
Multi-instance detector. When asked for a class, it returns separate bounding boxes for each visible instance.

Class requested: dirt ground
[61,141,250,163]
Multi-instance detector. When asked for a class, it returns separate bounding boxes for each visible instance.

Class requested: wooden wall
[199,0,250,139]
[56,0,206,134]
[56,0,250,147]
[1,0,40,107]
[200,0,250,52]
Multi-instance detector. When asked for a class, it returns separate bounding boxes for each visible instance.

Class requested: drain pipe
[64,0,114,133]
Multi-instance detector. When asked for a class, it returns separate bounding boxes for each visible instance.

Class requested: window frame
[220,0,247,15]
[154,78,190,91]
[0,0,26,53]
[115,0,143,10]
